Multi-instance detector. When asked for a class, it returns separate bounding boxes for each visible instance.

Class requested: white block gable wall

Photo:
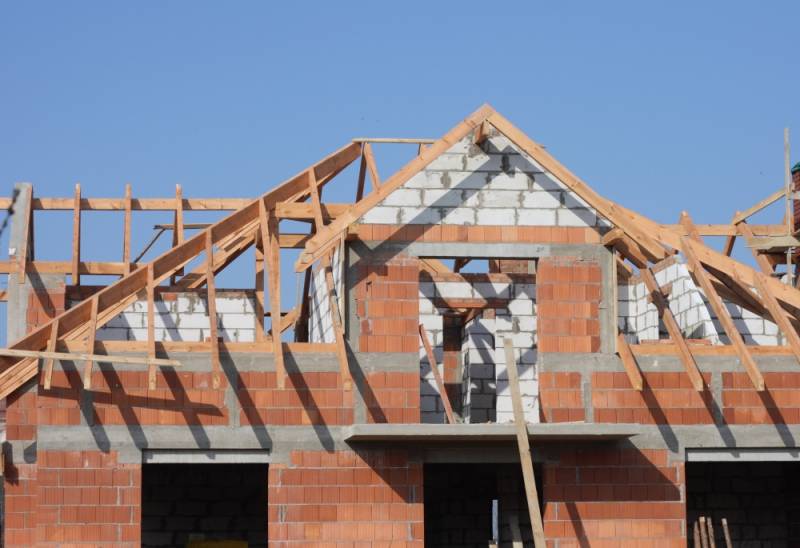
[360,133,611,229]
[618,258,780,345]
[80,291,258,343]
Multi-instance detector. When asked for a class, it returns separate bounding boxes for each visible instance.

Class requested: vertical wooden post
[418,324,455,424]
[502,338,546,548]
[146,264,157,390]
[254,232,266,342]
[170,184,184,285]
[260,199,285,389]
[205,231,222,389]
[16,185,33,284]
[71,183,81,286]
[122,183,132,276]
[82,297,99,390]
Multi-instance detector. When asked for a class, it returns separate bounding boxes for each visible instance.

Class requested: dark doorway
[686,461,800,546]
[142,462,268,547]
[424,462,543,548]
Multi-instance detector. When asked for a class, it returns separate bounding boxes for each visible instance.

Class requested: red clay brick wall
[4,461,37,547]
[722,372,800,423]
[543,448,684,547]
[539,372,585,423]
[34,450,140,546]
[592,372,714,424]
[354,253,419,353]
[537,256,601,353]
[268,450,424,546]
[25,283,66,334]
[364,372,420,423]
[352,224,601,245]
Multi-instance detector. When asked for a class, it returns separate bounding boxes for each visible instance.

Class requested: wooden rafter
[0,141,361,399]
[752,272,800,364]
[146,264,157,390]
[681,237,765,391]
[295,104,494,271]
[42,318,60,390]
[641,268,704,391]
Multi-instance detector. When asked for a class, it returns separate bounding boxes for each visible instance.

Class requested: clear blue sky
[0,2,798,340]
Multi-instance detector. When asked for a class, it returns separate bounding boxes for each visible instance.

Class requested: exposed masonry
[419,276,538,424]
[308,245,344,343]
[78,291,258,343]
[618,258,780,345]
[360,134,612,229]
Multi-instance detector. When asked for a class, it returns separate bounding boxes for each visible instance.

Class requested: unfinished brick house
[2,104,800,546]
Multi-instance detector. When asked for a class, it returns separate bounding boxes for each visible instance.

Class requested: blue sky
[0,2,798,341]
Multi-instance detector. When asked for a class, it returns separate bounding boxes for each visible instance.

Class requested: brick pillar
[268,450,424,545]
[4,388,38,547]
[537,257,601,353]
[26,283,66,334]
[542,448,685,544]
[355,253,419,353]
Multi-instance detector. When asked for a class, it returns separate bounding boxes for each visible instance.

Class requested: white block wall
[618,259,780,345]
[361,133,611,229]
[419,275,538,424]
[309,246,344,343]
[82,292,258,343]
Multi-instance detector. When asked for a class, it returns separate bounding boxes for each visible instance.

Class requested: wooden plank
[721,518,732,548]
[42,318,60,390]
[699,516,709,548]
[254,235,266,342]
[275,202,349,220]
[665,224,787,237]
[363,143,381,191]
[418,324,455,424]
[146,264,157,390]
[260,199,285,389]
[352,137,436,144]
[786,128,793,234]
[71,183,81,286]
[82,297,99,390]
[0,347,180,367]
[746,235,800,249]
[508,513,524,548]
[205,231,222,389]
[731,188,784,225]
[502,338,546,548]
[295,104,495,271]
[682,236,765,391]
[641,268,704,391]
[122,183,132,275]
[16,185,33,284]
[616,332,643,391]
[706,517,717,548]
[324,246,352,389]
[431,297,509,310]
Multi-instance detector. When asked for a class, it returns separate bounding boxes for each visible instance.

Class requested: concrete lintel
[539,352,800,373]
[143,449,271,464]
[686,448,800,462]
[344,422,640,443]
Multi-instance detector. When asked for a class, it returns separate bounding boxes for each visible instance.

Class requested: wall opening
[424,463,542,547]
[142,462,268,547]
[419,258,538,425]
[686,461,800,546]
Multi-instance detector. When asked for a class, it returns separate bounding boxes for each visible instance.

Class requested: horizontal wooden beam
[275,202,350,220]
[0,197,253,211]
[661,224,787,237]
[0,348,180,367]
[352,137,436,144]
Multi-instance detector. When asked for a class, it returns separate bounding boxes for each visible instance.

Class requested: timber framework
[1,104,800,546]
